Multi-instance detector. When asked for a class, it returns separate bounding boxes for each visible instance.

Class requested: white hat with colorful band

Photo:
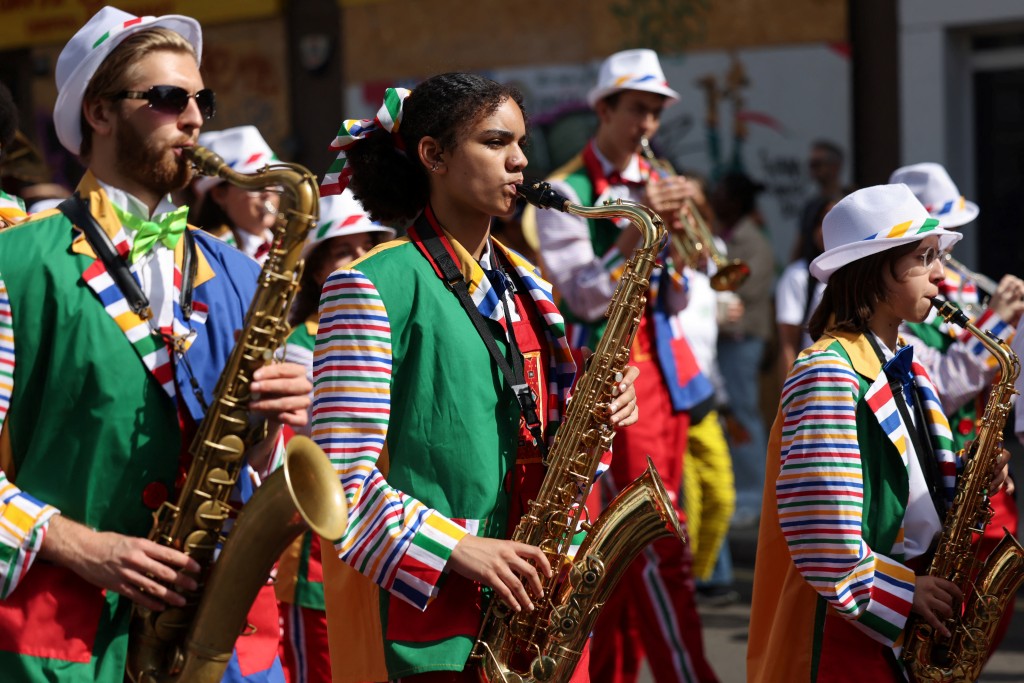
[888,162,979,229]
[320,87,410,197]
[586,49,681,109]
[809,183,963,283]
[54,6,203,156]
[193,125,278,196]
[302,189,396,259]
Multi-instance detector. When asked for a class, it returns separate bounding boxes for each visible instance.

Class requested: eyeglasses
[115,85,216,120]
[915,246,942,270]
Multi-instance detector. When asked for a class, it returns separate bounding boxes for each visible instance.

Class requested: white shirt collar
[591,142,644,184]
[236,228,273,258]
[94,178,178,224]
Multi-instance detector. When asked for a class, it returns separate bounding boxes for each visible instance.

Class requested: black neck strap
[866,334,947,520]
[415,213,548,458]
[59,192,197,323]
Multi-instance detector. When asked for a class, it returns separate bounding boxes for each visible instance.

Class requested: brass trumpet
[943,252,997,296]
[640,137,749,291]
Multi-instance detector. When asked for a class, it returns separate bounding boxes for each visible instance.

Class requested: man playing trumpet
[531,48,719,683]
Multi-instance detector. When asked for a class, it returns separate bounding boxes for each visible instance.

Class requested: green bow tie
[113,204,189,263]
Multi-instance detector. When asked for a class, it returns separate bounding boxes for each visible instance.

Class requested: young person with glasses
[748,185,1011,682]
[0,7,311,682]
[311,72,638,682]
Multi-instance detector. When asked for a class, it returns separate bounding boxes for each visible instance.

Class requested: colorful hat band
[320,87,411,197]
[613,73,670,89]
[923,196,966,217]
[862,217,940,243]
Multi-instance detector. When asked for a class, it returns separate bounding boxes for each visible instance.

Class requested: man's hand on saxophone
[39,516,201,613]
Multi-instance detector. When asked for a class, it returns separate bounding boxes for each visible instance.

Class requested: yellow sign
[0,0,280,50]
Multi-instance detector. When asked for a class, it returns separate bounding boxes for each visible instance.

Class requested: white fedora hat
[586,49,681,109]
[888,162,979,228]
[54,6,202,156]
[809,183,963,283]
[302,190,396,259]
[193,125,278,196]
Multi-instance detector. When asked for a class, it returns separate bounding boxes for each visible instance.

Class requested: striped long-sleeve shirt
[773,330,957,648]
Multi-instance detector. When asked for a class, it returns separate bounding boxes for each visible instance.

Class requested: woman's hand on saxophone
[249,362,313,427]
[607,364,640,427]
[448,535,552,613]
[990,448,1012,493]
[911,575,964,639]
[39,515,201,612]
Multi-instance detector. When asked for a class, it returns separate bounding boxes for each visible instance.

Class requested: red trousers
[589,352,717,683]
[280,603,332,683]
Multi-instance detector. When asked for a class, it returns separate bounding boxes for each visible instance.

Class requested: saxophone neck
[517,181,666,253]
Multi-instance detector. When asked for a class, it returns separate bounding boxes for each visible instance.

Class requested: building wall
[341,0,847,82]
[899,0,1024,273]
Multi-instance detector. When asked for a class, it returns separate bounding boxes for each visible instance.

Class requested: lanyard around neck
[415,212,548,458]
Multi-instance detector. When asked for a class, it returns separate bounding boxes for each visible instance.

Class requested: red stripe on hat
[124,17,143,28]
[245,152,264,166]
[340,215,363,227]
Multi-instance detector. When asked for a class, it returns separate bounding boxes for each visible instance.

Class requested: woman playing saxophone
[311,73,639,683]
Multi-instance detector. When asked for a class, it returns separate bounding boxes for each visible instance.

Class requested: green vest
[348,240,523,674]
[0,213,180,681]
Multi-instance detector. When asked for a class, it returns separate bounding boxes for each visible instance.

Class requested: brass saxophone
[902,297,1024,682]
[471,181,687,683]
[126,146,348,683]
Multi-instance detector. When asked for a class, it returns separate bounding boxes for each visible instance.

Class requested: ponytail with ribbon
[320,87,411,197]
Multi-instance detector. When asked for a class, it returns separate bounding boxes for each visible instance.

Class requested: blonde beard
[114,116,194,197]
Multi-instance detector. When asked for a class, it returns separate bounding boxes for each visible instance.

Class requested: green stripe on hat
[92,31,111,48]
[316,221,335,240]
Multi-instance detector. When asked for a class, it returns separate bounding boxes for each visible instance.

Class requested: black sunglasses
[115,85,216,120]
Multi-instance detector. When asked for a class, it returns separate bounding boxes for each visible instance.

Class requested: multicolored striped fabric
[0,190,26,226]
[773,332,956,649]
[862,216,940,242]
[313,228,578,611]
[320,87,411,197]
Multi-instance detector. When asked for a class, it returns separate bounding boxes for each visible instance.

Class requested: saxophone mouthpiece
[516,181,571,212]
[930,296,971,329]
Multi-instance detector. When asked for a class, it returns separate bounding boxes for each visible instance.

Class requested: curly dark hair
[345,73,525,225]
[807,240,920,341]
